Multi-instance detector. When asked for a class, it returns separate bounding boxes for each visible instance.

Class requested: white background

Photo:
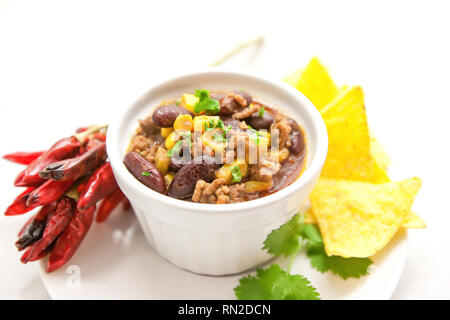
[1,0,449,299]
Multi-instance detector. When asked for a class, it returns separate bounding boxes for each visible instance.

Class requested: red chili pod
[3,151,44,165]
[14,137,81,187]
[15,202,58,251]
[39,142,106,181]
[77,162,117,211]
[26,180,73,208]
[4,187,37,216]
[96,188,125,223]
[46,205,95,272]
[21,197,75,264]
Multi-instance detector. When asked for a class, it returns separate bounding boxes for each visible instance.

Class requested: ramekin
[107,69,328,275]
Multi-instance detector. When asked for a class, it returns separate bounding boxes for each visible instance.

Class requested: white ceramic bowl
[107,69,328,276]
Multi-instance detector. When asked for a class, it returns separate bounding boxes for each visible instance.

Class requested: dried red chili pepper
[21,197,75,264]
[46,205,95,272]
[14,137,81,187]
[26,180,73,207]
[39,142,106,181]
[77,162,117,210]
[3,151,44,165]
[92,132,106,142]
[4,187,37,216]
[15,202,57,251]
[96,188,125,223]
[21,242,56,263]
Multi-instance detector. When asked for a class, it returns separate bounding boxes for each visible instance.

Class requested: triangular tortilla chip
[296,57,338,111]
[283,68,303,88]
[320,86,390,183]
[402,211,426,229]
[310,177,422,258]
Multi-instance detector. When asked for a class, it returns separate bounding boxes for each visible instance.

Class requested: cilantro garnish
[194,89,220,114]
[141,171,151,176]
[264,213,372,278]
[213,132,226,143]
[175,99,181,106]
[258,106,265,117]
[234,264,320,300]
[230,165,242,182]
[263,214,304,257]
[234,213,372,300]
[167,140,183,157]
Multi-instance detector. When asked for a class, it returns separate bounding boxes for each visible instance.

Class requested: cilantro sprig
[194,89,220,114]
[235,264,320,300]
[230,165,242,182]
[258,106,265,117]
[234,213,373,300]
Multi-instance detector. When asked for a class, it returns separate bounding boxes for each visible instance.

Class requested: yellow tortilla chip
[320,86,390,183]
[283,68,303,88]
[402,211,426,228]
[304,208,317,224]
[306,206,424,229]
[296,57,338,111]
[369,132,391,171]
[310,177,421,258]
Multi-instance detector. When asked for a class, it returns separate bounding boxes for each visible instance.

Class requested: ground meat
[249,158,281,182]
[233,104,260,120]
[234,94,248,107]
[271,118,292,148]
[192,179,246,204]
[130,135,154,153]
[144,144,159,163]
[239,121,249,130]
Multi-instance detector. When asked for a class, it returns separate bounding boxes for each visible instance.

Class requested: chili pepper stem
[209,35,265,67]
[73,125,108,143]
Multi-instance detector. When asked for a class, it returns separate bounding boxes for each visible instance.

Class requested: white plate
[39,207,407,300]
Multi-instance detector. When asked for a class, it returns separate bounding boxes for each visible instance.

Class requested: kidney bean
[246,111,274,130]
[168,156,218,199]
[152,105,193,128]
[210,93,225,102]
[287,118,306,156]
[169,157,192,172]
[123,152,166,194]
[218,96,238,116]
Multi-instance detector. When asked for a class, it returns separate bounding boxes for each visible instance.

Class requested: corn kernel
[161,127,174,138]
[179,94,199,113]
[244,180,272,192]
[155,147,170,174]
[173,114,194,132]
[278,148,290,163]
[215,160,248,184]
[164,173,174,186]
[193,115,221,133]
[165,131,179,150]
[202,128,226,153]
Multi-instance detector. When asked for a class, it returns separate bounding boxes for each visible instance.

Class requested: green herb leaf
[141,171,151,176]
[258,106,265,117]
[175,99,181,106]
[194,89,220,114]
[263,214,305,257]
[167,140,183,157]
[213,132,226,142]
[230,165,242,183]
[234,264,320,300]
